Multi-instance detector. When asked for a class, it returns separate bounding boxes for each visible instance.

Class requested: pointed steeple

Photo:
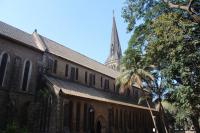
[105,11,122,71]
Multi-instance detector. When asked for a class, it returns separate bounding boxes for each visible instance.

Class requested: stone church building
[0,16,163,133]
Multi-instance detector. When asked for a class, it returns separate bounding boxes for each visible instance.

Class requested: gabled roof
[0,21,38,49]
[38,35,119,78]
[45,75,156,111]
[0,21,119,78]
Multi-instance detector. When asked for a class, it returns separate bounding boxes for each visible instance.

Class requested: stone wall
[0,37,42,131]
[57,94,157,133]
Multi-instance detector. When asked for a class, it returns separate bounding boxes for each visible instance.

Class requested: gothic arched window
[0,52,10,86]
[21,60,32,91]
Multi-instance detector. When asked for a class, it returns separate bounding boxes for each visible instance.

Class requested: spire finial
[113,10,115,17]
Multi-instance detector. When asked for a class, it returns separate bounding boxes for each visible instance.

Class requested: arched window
[0,52,10,86]
[21,60,32,91]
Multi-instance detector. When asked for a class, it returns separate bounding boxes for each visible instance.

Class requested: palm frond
[138,96,146,104]
[131,74,142,88]
[161,100,177,114]
[137,69,154,81]
[144,64,158,71]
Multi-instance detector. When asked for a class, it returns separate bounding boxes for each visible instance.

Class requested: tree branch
[162,0,189,11]
[161,0,200,23]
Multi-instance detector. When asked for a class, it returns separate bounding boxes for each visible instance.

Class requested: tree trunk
[145,98,159,133]
[191,115,200,133]
[159,103,169,133]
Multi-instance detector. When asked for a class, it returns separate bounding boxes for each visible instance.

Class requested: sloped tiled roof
[45,75,156,111]
[40,36,119,78]
[0,21,119,78]
[0,21,38,49]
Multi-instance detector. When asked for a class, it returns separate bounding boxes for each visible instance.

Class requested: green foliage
[38,87,51,98]
[121,1,200,131]
[148,13,199,129]
[122,0,168,31]
[1,122,29,133]
[122,0,199,31]
[2,122,17,133]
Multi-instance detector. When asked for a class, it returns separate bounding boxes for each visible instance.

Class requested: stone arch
[95,115,106,133]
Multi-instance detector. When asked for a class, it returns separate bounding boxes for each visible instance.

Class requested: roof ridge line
[0,20,32,36]
[40,35,118,72]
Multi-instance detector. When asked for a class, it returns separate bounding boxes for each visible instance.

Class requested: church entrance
[95,115,106,133]
[96,121,101,133]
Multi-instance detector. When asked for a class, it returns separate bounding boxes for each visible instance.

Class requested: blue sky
[0,0,131,63]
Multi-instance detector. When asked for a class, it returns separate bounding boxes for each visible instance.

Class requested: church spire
[105,11,122,71]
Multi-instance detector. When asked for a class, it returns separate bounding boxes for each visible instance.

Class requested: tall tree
[116,66,159,132]
[151,71,169,133]
[119,39,170,133]
[122,0,200,131]
[146,13,200,132]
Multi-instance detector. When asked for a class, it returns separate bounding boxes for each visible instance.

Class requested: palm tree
[151,73,169,133]
[116,65,159,133]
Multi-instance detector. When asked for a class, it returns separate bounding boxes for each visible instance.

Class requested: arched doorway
[96,116,106,133]
[96,120,102,133]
